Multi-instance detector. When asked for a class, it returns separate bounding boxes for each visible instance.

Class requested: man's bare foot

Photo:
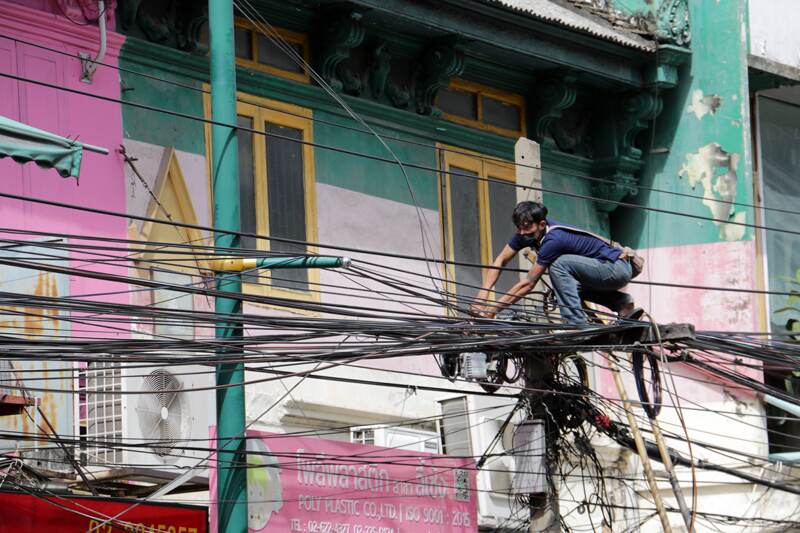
[619,305,644,322]
[619,302,635,317]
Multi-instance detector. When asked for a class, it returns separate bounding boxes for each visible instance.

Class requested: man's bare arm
[485,262,547,317]
[472,245,518,312]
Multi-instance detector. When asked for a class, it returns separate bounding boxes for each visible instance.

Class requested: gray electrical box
[511,419,547,495]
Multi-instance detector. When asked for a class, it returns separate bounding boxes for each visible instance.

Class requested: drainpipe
[764,395,800,463]
[769,452,800,463]
[80,1,107,83]
[764,394,800,419]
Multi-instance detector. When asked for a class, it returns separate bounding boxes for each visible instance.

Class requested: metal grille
[440,397,473,457]
[79,361,123,465]
[448,167,482,305]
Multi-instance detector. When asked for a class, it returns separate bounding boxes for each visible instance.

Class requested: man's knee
[549,255,571,275]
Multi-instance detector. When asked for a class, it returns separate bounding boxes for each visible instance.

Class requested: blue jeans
[548,254,633,324]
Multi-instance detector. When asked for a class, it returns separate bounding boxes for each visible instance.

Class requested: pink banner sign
[210,429,478,533]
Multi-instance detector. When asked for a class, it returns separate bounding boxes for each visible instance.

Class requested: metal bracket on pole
[647,322,695,343]
[79,1,107,83]
[575,322,695,345]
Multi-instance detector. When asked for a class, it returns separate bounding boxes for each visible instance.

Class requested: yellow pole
[606,352,673,533]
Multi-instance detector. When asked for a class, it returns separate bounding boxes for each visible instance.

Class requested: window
[755,95,800,454]
[228,94,318,300]
[351,428,375,446]
[439,146,518,310]
[233,19,309,83]
[351,425,440,453]
[438,79,526,137]
[439,397,472,457]
[151,268,195,338]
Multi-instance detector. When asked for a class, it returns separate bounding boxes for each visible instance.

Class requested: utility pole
[208,0,247,531]
[208,4,349,531]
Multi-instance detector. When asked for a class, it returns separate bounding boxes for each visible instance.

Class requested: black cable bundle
[632,348,662,419]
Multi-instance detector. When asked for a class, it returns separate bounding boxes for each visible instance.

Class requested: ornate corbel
[175,1,208,53]
[119,0,169,42]
[367,42,410,108]
[118,0,207,51]
[618,91,662,160]
[414,38,464,116]
[655,0,691,47]
[591,91,662,212]
[530,75,577,149]
[316,7,366,92]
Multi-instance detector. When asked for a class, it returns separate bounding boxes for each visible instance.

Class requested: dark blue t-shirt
[508,219,621,267]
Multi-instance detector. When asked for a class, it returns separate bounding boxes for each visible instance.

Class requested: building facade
[0,0,799,531]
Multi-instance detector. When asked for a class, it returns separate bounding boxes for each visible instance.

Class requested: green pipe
[209,0,248,531]
[256,256,351,269]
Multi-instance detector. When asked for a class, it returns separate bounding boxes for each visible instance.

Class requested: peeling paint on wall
[679,142,745,241]
[0,244,73,472]
[687,89,722,119]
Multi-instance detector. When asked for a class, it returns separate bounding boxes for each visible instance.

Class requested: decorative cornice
[120,36,513,159]
[0,0,125,57]
[655,0,690,47]
[120,37,596,172]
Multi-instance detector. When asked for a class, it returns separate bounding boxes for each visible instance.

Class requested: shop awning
[0,115,108,179]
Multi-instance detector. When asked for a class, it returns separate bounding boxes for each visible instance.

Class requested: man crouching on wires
[470,201,641,324]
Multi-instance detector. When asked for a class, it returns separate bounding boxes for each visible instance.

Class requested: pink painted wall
[0,0,127,337]
[11,0,117,26]
[596,239,763,402]
[628,240,759,333]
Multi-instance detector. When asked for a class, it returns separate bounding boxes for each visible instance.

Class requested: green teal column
[209,0,247,531]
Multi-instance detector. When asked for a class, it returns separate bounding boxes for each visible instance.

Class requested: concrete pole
[209,0,248,531]
[514,138,541,276]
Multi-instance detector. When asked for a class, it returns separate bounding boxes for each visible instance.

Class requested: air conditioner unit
[122,363,213,472]
[478,417,514,493]
[80,360,212,479]
[351,425,440,454]
[439,395,519,529]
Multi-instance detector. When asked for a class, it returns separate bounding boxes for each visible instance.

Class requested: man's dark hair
[512,201,548,228]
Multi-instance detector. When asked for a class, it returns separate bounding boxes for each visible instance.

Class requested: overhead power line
[1,68,799,240]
